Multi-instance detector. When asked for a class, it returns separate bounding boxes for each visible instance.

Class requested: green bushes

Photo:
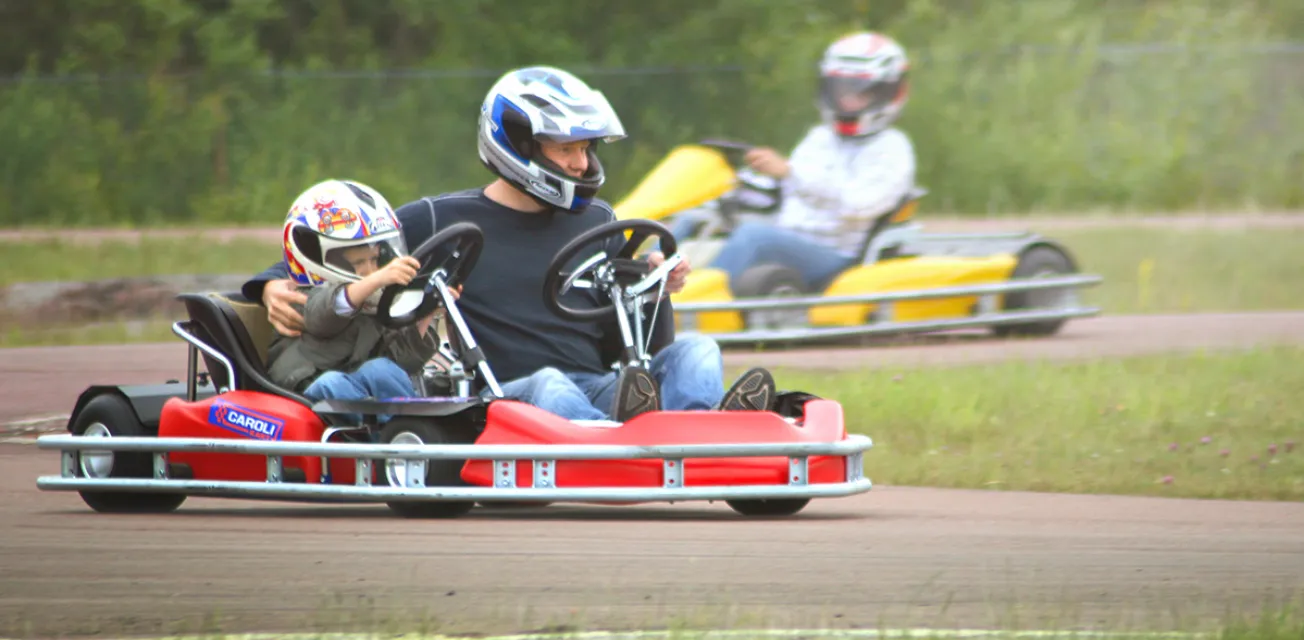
[1,0,1302,226]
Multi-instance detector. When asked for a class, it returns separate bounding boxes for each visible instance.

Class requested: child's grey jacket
[266,283,439,392]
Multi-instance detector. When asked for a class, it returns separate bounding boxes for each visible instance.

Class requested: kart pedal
[719,367,776,412]
[612,365,661,422]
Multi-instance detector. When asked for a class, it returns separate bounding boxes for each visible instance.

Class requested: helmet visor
[820,75,903,117]
[531,93,627,144]
[322,234,408,279]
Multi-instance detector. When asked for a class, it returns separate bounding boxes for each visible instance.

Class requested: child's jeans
[303,358,416,425]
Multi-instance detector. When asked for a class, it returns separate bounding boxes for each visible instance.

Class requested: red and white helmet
[281,179,406,289]
[817,32,910,138]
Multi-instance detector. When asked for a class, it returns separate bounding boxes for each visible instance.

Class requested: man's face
[837,92,872,112]
[538,139,591,178]
[341,244,381,277]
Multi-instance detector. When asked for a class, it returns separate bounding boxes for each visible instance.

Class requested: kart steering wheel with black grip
[698,138,754,167]
[376,222,485,329]
[542,219,678,322]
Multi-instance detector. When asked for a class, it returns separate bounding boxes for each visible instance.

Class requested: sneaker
[612,365,661,422]
[718,367,776,412]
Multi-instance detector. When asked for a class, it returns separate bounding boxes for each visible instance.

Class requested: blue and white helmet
[282,179,406,289]
[476,66,627,212]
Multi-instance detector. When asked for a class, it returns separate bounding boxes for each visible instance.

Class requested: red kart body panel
[158,391,331,483]
[153,392,850,493]
[462,399,849,490]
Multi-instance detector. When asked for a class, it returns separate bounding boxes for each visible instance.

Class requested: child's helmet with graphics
[281,179,406,288]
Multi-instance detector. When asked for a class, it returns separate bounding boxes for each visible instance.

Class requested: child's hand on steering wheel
[370,256,421,287]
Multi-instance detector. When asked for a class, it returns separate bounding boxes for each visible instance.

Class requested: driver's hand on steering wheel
[647,252,691,295]
[744,147,790,179]
[415,284,461,337]
[264,279,308,336]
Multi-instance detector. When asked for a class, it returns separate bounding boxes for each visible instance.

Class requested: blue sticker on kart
[208,399,285,441]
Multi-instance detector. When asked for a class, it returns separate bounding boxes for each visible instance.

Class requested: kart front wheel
[726,498,810,517]
[379,418,476,519]
[72,393,187,514]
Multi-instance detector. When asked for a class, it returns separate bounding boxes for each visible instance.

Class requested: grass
[0,224,1298,349]
[773,346,1304,501]
[1050,227,1304,314]
[20,598,1301,640]
[3,227,1301,308]
[0,235,276,287]
[0,318,177,347]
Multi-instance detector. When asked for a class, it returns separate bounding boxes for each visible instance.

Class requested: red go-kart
[36,220,873,518]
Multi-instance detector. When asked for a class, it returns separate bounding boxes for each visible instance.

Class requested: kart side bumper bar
[36,434,873,503]
[690,306,1101,345]
[674,274,1102,345]
[675,274,1103,313]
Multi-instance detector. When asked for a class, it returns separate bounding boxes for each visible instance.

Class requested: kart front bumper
[35,434,873,504]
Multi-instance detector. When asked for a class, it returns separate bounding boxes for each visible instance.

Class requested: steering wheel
[699,138,754,167]
[542,219,678,322]
[375,222,484,329]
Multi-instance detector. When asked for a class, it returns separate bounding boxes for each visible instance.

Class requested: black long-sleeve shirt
[244,188,675,385]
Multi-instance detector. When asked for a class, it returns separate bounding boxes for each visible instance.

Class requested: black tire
[993,245,1077,337]
[379,418,475,519]
[726,498,810,517]
[71,394,187,514]
[732,264,809,330]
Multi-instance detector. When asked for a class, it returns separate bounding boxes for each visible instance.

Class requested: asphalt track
[2,310,1304,638]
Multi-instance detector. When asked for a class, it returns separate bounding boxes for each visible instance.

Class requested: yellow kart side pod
[670,267,744,334]
[810,255,1020,326]
[613,145,736,222]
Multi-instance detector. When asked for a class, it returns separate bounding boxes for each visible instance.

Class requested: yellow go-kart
[613,139,1103,346]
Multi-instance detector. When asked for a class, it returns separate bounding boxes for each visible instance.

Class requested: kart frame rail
[35,434,874,503]
[674,274,1102,344]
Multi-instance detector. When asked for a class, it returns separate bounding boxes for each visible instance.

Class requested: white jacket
[774,125,916,257]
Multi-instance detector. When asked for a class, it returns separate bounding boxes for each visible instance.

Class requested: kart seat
[853,185,929,264]
[176,291,313,408]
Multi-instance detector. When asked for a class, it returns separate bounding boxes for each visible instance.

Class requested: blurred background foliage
[1,0,1302,226]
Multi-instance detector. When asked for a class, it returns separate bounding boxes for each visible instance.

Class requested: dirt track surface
[3,446,1303,639]
[4,311,1304,638]
[4,311,1304,426]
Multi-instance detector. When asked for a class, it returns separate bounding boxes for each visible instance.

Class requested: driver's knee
[729,221,776,242]
[713,222,772,267]
[520,367,577,399]
[652,334,723,379]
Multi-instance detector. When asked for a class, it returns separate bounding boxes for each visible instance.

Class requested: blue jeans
[710,221,856,292]
[303,358,416,424]
[495,334,726,421]
[667,209,714,243]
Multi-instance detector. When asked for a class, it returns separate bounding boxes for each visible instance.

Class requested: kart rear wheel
[72,393,187,514]
[993,245,1077,337]
[379,418,475,519]
[726,498,810,517]
[733,264,809,330]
